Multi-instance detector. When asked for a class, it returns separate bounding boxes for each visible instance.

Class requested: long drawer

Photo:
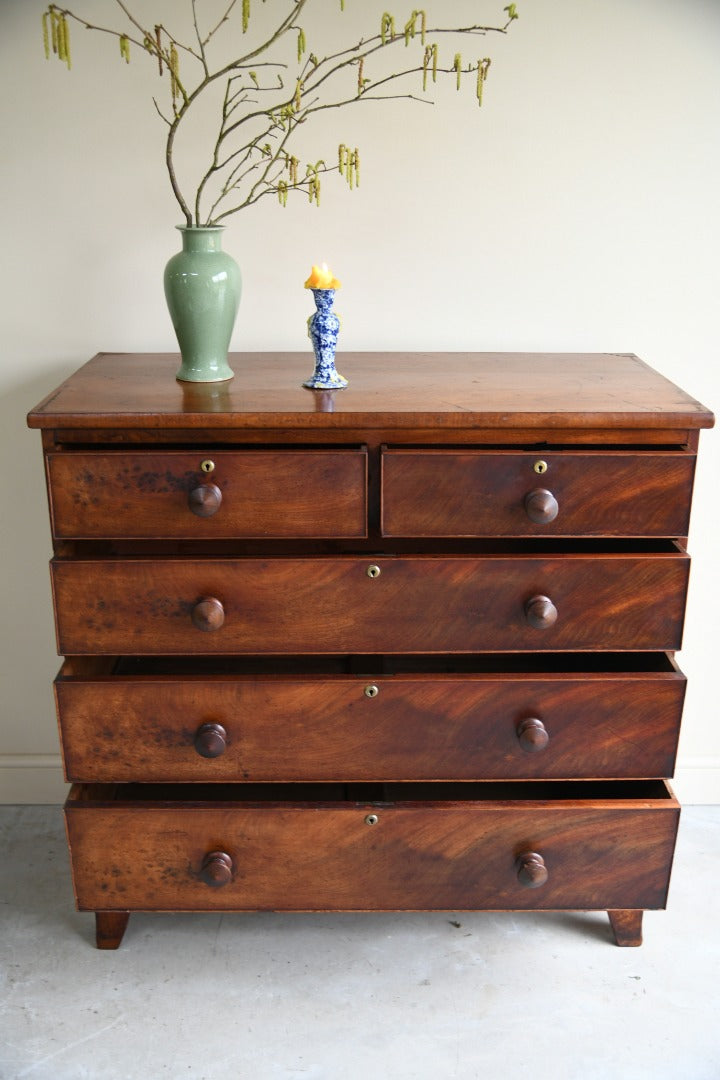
[381,449,695,537]
[46,449,368,539]
[64,780,680,913]
[55,655,686,783]
[51,548,690,655]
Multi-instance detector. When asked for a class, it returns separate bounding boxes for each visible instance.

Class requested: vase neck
[312,289,336,311]
[178,226,224,253]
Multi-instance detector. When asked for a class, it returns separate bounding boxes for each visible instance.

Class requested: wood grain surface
[51,551,690,655]
[64,782,679,913]
[27,352,714,431]
[55,662,685,783]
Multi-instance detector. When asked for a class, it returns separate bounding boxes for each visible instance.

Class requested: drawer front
[47,449,367,539]
[55,665,685,782]
[65,783,679,913]
[51,552,690,655]
[381,450,696,537]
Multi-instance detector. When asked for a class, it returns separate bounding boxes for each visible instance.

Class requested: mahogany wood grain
[517,852,549,888]
[64,782,679,913]
[47,426,699,448]
[47,449,368,539]
[381,450,696,538]
[95,911,129,949]
[187,482,222,518]
[27,353,714,432]
[28,352,712,948]
[608,909,644,947]
[54,662,686,782]
[193,722,228,759]
[516,717,551,753]
[51,551,690,656]
[190,597,225,632]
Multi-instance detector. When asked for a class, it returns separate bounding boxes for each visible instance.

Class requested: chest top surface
[27,351,713,432]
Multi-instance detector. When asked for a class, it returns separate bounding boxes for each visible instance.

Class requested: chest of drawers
[28,351,712,949]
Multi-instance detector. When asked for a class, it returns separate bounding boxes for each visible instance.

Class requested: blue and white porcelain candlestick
[304,288,347,390]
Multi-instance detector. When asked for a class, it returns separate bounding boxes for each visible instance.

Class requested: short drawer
[46,449,367,539]
[64,780,680,913]
[51,547,690,655]
[55,655,686,783]
[381,449,696,537]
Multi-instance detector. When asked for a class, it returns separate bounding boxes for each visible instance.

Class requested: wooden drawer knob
[194,722,227,758]
[191,597,225,632]
[200,851,234,887]
[516,717,549,752]
[517,851,548,889]
[524,594,558,629]
[524,487,559,524]
[188,482,222,518]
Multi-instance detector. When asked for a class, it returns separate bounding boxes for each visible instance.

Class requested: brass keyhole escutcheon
[200,459,215,474]
[533,460,548,475]
[365,814,379,826]
[364,684,379,699]
[367,564,381,579]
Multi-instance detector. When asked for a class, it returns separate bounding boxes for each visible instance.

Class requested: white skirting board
[1,755,718,806]
[0,756,69,804]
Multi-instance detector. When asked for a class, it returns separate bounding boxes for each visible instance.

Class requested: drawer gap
[382,443,691,453]
[67,779,676,807]
[95,652,683,679]
[58,538,685,558]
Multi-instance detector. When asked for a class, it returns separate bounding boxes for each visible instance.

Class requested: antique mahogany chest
[27,351,713,949]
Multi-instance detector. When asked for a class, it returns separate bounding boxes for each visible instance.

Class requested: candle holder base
[303,370,348,391]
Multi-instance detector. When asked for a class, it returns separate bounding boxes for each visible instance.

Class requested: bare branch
[42,0,517,225]
[202,0,240,47]
[190,0,208,76]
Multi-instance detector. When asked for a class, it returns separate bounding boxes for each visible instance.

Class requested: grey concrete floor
[1,806,718,1080]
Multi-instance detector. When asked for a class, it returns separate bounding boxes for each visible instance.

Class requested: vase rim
[175,224,226,232]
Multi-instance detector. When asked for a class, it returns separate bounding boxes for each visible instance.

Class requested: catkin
[170,42,180,106]
[381,13,395,46]
[476,58,491,106]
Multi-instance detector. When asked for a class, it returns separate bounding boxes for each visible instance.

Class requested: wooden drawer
[381,449,696,537]
[47,449,367,539]
[55,655,686,783]
[51,547,690,655]
[64,780,679,913]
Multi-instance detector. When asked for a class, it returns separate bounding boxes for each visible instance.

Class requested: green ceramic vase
[164,226,241,383]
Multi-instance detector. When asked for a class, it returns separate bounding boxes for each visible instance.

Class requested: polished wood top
[27,352,713,431]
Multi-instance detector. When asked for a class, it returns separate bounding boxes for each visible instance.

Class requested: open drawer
[55,654,686,783]
[65,780,679,922]
[51,543,690,655]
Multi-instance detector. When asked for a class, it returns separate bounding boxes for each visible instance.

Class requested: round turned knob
[188,482,222,518]
[191,597,225,632]
[524,595,558,630]
[516,717,550,753]
[200,850,234,887]
[517,851,548,889]
[524,487,559,525]
[194,722,227,758]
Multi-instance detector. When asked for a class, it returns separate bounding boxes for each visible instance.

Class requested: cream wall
[0,0,717,802]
